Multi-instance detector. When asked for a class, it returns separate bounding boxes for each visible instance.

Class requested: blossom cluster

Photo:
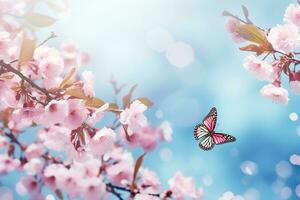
[0,0,204,200]
[224,2,300,105]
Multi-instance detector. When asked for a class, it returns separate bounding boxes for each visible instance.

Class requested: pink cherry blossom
[134,194,160,200]
[260,84,289,104]
[64,99,88,129]
[79,177,107,200]
[243,55,275,81]
[120,100,148,136]
[168,171,198,200]
[43,164,67,191]
[38,125,70,151]
[140,168,161,192]
[0,135,7,149]
[106,157,133,185]
[44,99,69,126]
[34,46,61,62]
[38,57,63,79]
[25,143,44,160]
[267,24,300,53]
[88,127,116,157]
[86,103,109,126]
[82,70,95,97]
[43,77,62,90]
[225,18,245,43]
[284,4,300,29]
[60,40,83,68]
[0,154,20,174]
[16,176,40,196]
[23,158,44,175]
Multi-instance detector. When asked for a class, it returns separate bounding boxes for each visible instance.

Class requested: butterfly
[194,107,236,150]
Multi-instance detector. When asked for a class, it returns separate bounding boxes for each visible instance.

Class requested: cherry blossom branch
[0,60,54,101]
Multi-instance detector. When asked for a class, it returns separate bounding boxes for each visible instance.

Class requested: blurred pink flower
[284,4,300,29]
[25,143,44,160]
[168,171,198,200]
[64,99,88,129]
[82,70,95,97]
[260,84,289,104]
[106,158,133,185]
[0,31,10,51]
[120,100,148,136]
[88,127,116,157]
[140,168,161,192]
[243,55,275,81]
[267,24,300,53]
[44,100,69,126]
[60,40,83,68]
[79,177,107,200]
[16,176,40,196]
[158,121,173,142]
[225,18,245,43]
[0,154,20,174]
[134,194,160,200]
[290,80,300,94]
[23,158,44,175]
[38,57,63,79]
[86,103,109,126]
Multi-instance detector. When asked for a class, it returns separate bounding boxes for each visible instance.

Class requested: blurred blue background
[3,0,300,199]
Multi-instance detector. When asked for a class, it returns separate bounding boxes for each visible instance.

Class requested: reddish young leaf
[131,153,146,191]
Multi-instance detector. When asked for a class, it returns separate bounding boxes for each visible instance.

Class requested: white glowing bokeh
[159,147,173,162]
[272,180,285,194]
[280,187,292,199]
[243,188,260,200]
[289,154,300,165]
[203,175,214,186]
[0,187,13,200]
[295,185,300,198]
[240,161,258,176]
[275,161,292,178]
[45,195,56,200]
[218,192,245,200]
[155,110,164,119]
[289,112,298,121]
[146,28,174,53]
[166,42,195,68]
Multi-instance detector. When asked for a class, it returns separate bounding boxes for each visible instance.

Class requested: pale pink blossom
[16,176,40,196]
[243,55,275,81]
[267,24,300,53]
[25,143,44,160]
[0,135,7,149]
[34,46,61,62]
[88,127,116,157]
[64,99,88,129]
[168,171,198,200]
[134,194,160,200]
[60,40,83,68]
[260,84,289,104]
[71,158,101,178]
[44,100,69,126]
[39,57,63,79]
[140,168,161,192]
[43,164,67,191]
[86,103,109,126]
[38,125,70,152]
[43,77,62,90]
[82,70,95,97]
[158,121,173,141]
[138,125,158,152]
[284,4,300,29]
[79,177,107,200]
[0,31,10,52]
[23,158,44,175]
[106,158,133,185]
[120,100,148,135]
[0,154,20,174]
[8,107,44,130]
[225,18,245,43]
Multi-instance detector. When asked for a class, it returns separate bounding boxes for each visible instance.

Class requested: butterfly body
[194,107,236,151]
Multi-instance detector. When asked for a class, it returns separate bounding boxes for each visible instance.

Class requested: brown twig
[0,60,53,101]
